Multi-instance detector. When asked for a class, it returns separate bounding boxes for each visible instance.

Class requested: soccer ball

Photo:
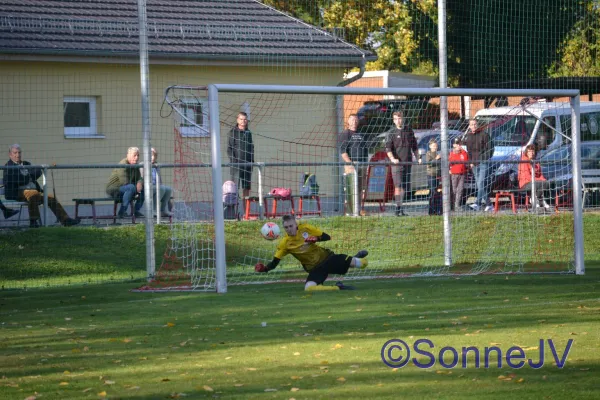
[261,222,281,241]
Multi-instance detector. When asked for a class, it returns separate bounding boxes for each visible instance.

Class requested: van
[473,101,600,188]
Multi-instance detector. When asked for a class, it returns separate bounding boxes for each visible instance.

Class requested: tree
[549,2,600,77]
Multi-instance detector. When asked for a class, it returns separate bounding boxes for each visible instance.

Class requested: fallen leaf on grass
[246,368,257,371]
[122,338,132,343]
[293,352,300,356]
[290,376,302,380]
[59,382,69,386]
[82,388,92,393]
[98,391,107,397]
[264,388,277,392]
[337,377,346,382]
[104,380,115,385]
[517,378,524,383]
[166,322,175,327]
[291,387,300,392]
[203,385,213,391]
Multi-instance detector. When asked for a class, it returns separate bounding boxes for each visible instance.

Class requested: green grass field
[1,266,599,399]
[1,215,600,399]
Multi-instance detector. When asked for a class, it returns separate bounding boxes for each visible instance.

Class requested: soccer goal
[142,84,584,293]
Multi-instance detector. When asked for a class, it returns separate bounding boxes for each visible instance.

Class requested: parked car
[540,141,600,207]
[356,98,438,134]
[476,101,600,192]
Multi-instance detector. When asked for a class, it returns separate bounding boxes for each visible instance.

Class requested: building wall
[0,61,344,209]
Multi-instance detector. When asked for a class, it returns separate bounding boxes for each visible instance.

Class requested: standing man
[340,114,369,196]
[385,111,421,216]
[4,144,80,227]
[463,119,493,211]
[106,146,145,218]
[227,112,254,199]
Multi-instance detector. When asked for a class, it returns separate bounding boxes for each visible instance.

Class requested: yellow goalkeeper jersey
[274,223,333,271]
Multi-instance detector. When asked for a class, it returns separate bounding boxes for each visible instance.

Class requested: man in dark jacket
[385,111,421,216]
[227,112,254,199]
[4,144,79,227]
[463,119,493,211]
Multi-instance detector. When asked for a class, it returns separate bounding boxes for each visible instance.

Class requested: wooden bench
[492,189,530,214]
[0,178,28,226]
[293,194,322,218]
[73,197,136,224]
[582,169,600,208]
[558,169,600,210]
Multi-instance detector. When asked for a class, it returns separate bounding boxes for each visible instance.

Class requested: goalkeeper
[255,214,368,291]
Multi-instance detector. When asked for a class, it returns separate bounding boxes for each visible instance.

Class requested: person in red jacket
[518,144,552,210]
[449,138,469,211]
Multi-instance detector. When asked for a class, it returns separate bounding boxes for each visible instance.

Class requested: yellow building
[0,0,375,219]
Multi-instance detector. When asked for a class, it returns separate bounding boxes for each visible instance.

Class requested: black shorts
[306,254,353,285]
[391,164,411,191]
[231,166,252,190]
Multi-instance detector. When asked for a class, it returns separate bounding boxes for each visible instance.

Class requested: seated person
[4,144,79,227]
[150,148,173,217]
[518,144,552,210]
[106,147,144,218]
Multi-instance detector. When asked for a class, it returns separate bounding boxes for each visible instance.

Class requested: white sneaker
[484,205,493,212]
[469,203,479,211]
[542,200,550,210]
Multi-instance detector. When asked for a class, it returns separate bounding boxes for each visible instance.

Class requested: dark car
[356,98,438,134]
[540,141,600,207]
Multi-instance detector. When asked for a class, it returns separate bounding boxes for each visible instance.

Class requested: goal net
[141,85,583,292]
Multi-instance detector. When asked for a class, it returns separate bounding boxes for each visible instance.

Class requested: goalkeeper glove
[254,263,268,273]
[305,236,318,243]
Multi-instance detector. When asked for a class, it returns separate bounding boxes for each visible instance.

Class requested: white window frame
[177,98,209,137]
[64,96,100,138]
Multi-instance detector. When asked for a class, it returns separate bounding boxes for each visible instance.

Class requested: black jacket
[4,159,42,200]
[227,127,254,163]
[385,127,418,162]
[463,131,492,164]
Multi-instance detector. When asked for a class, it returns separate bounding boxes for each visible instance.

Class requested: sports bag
[299,173,319,196]
[269,187,292,199]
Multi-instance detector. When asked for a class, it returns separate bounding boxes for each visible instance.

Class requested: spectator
[340,114,369,195]
[106,147,144,218]
[151,148,173,218]
[227,112,254,199]
[449,138,468,210]
[425,139,441,197]
[518,144,551,211]
[254,214,369,291]
[463,119,493,211]
[4,144,79,228]
[0,200,19,220]
[385,111,421,216]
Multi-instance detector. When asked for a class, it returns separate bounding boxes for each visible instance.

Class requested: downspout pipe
[337,56,366,87]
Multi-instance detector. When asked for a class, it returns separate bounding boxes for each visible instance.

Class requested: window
[64,96,99,137]
[536,116,556,151]
[177,98,209,137]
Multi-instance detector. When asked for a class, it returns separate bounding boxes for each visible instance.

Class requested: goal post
[147,84,583,293]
